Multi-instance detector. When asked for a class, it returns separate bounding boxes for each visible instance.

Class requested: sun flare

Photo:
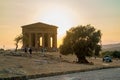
[36,5,78,36]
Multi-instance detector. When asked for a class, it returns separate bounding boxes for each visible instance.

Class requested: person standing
[29,48,32,57]
[24,47,27,53]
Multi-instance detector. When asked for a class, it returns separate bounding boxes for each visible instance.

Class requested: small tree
[60,25,102,63]
[14,34,23,51]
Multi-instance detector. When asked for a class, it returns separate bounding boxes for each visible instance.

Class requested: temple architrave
[21,22,58,51]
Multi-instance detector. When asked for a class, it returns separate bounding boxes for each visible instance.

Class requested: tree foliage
[95,44,102,56]
[60,25,102,63]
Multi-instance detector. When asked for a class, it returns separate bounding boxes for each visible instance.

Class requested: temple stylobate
[21,22,57,51]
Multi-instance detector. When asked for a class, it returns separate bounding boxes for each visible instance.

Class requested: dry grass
[0,51,120,78]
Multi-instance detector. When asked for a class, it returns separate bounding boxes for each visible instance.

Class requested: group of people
[24,47,32,57]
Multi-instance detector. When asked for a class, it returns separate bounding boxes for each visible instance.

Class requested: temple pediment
[21,22,57,29]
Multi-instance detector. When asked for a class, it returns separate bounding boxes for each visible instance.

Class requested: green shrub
[112,51,120,58]
[101,51,120,59]
[101,51,112,57]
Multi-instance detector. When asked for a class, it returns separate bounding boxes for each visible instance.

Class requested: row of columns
[25,33,57,49]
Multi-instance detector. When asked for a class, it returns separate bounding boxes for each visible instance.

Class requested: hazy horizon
[0,0,120,49]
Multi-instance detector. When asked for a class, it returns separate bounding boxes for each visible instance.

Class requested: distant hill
[102,43,120,51]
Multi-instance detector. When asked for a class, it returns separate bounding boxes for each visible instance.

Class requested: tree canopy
[59,25,102,63]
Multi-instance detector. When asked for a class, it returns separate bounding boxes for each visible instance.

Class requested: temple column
[35,33,38,48]
[29,33,32,47]
[42,33,45,48]
[37,34,40,47]
[48,34,51,48]
[53,33,57,48]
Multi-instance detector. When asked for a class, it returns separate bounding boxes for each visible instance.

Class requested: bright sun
[36,5,78,36]
[40,10,74,47]
[35,4,81,47]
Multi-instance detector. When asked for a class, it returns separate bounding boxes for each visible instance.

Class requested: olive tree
[14,34,23,51]
[59,25,102,63]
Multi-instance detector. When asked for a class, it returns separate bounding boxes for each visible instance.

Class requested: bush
[101,51,112,57]
[101,51,120,59]
[112,51,120,58]
[0,48,4,51]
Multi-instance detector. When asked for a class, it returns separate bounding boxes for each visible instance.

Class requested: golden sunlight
[36,5,79,36]
[35,5,82,47]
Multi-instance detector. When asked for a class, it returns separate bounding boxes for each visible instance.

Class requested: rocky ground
[0,50,120,79]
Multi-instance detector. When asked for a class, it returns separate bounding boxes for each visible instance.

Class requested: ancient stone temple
[21,22,57,51]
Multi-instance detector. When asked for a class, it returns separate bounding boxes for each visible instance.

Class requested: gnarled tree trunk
[15,43,18,52]
[76,53,89,63]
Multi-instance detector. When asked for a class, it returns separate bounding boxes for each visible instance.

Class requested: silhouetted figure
[28,48,32,57]
[24,47,27,53]
[59,54,62,59]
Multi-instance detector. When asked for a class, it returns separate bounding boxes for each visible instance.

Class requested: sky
[0,0,120,49]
